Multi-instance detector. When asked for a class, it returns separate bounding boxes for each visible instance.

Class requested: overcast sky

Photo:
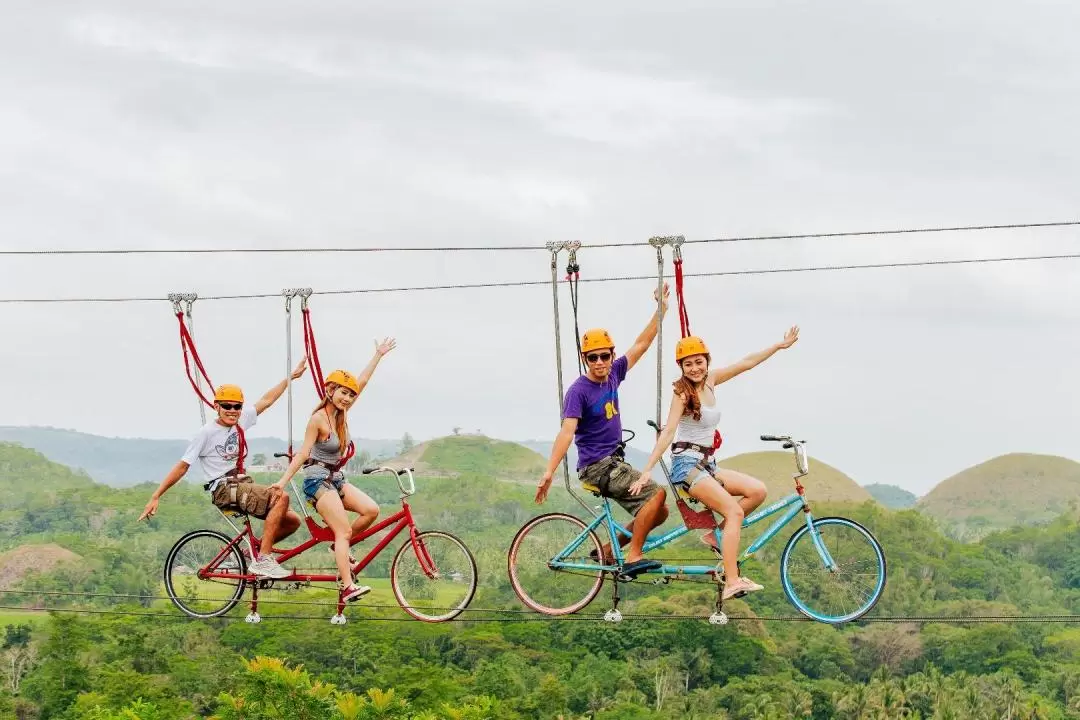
[3,0,1080,495]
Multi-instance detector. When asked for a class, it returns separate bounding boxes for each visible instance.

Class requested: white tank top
[673,385,722,450]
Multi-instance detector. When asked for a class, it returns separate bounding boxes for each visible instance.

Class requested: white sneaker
[249,556,290,579]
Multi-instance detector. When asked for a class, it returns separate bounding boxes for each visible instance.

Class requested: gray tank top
[305,411,348,475]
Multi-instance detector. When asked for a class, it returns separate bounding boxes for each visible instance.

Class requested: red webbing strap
[302,307,326,400]
[674,255,721,450]
[235,424,248,475]
[673,256,692,339]
[177,312,215,408]
[331,440,356,473]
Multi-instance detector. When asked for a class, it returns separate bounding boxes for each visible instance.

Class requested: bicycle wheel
[508,513,604,616]
[164,529,247,619]
[780,516,886,624]
[391,530,478,622]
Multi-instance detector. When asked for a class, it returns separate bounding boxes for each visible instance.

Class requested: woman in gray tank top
[275,338,397,603]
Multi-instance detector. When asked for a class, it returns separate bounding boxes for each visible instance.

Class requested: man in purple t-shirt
[536,284,671,577]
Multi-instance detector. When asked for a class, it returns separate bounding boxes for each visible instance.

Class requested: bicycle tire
[390,530,478,622]
[507,513,604,616]
[164,529,247,619]
[780,516,887,624]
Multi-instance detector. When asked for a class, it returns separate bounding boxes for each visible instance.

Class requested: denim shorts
[303,469,348,504]
[669,452,719,490]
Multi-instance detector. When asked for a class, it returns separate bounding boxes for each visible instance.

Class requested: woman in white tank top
[634,326,799,601]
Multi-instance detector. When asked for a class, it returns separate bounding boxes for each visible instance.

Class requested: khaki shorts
[210,476,276,519]
[578,455,661,517]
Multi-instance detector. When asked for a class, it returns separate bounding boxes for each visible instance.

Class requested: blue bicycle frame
[550,489,838,577]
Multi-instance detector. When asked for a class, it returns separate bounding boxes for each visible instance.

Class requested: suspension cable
[4,218,1080,256]
[9,251,1080,305]
[547,242,595,517]
[1,596,1078,625]
[565,242,584,376]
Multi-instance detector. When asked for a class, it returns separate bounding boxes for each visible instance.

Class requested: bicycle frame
[200,467,438,584]
[549,438,838,577]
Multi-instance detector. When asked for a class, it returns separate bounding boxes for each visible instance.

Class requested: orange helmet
[325,369,360,394]
[213,384,244,403]
[581,328,615,354]
[675,336,710,362]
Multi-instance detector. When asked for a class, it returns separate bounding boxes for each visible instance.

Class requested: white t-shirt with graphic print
[181,404,258,487]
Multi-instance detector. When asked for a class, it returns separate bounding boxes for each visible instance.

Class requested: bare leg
[316,491,356,586]
[624,488,667,564]
[258,491,293,556]
[340,484,380,541]
[689,475,744,584]
[701,469,768,547]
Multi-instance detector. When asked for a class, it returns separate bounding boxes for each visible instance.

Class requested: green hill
[0,425,400,487]
[865,483,918,509]
[392,434,547,483]
[917,453,1080,539]
[716,450,874,504]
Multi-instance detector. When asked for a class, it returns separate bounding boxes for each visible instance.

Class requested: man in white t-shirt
[139,360,307,579]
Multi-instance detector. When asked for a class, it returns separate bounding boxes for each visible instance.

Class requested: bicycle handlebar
[360,465,416,496]
[273,452,292,459]
[761,435,809,477]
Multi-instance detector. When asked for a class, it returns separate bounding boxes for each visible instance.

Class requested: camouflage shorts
[579,455,661,517]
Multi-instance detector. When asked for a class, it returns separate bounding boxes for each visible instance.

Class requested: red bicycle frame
[198,467,439,616]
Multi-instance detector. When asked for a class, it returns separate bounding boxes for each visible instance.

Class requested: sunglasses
[218,403,243,411]
[585,352,612,363]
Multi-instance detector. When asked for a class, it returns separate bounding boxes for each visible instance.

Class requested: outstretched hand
[138,498,158,522]
[535,471,553,504]
[375,337,397,357]
[290,357,308,380]
[777,326,799,349]
[653,282,671,312]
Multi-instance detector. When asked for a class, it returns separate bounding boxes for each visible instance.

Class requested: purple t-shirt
[562,355,630,470]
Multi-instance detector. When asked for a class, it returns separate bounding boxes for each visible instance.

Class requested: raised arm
[624,283,670,370]
[356,338,397,394]
[709,326,799,386]
[254,358,309,415]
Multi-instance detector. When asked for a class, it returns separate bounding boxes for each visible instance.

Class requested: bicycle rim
[508,513,604,616]
[164,529,246,619]
[391,530,478,622]
[780,516,887,624]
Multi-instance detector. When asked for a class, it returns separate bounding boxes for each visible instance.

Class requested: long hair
[313,382,349,454]
[671,354,711,421]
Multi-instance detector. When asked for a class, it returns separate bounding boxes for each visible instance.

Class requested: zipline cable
[5,251,1080,305]
[2,600,1078,625]
[4,219,1080,256]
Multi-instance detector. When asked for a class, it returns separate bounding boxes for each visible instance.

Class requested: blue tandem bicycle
[507,428,887,625]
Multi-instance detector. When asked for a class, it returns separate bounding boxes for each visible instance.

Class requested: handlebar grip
[760,435,780,442]
[646,420,660,430]
[361,467,377,474]
[397,467,414,475]
[782,442,793,449]
[273,452,291,458]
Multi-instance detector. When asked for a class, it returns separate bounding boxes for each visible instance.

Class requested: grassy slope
[917,453,1080,538]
